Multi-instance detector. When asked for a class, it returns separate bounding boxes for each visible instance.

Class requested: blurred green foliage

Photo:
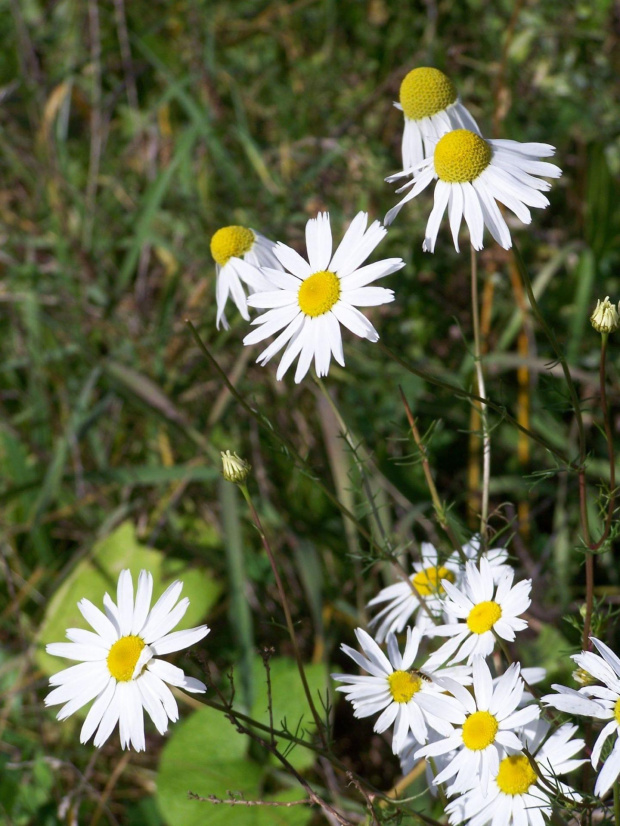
[1,0,620,823]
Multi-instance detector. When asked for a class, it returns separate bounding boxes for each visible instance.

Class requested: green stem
[238,483,327,748]
[470,246,490,541]
[377,340,571,467]
[614,777,620,826]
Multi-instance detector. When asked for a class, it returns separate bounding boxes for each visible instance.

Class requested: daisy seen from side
[243,211,405,383]
[210,224,282,329]
[45,569,209,752]
[332,626,468,754]
[416,657,540,795]
[385,128,561,252]
[446,719,584,826]
[367,542,461,642]
[396,67,479,172]
[425,557,531,667]
[542,636,620,797]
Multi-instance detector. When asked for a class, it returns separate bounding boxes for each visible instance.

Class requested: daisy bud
[590,296,619,334]
[221,450,251,484]
[572,666,598,687]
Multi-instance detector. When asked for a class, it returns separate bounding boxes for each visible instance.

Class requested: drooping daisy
[45,569,210,751]
[368,542,461,642]
[385,129,562,252]
[210,224,282,329]
[446,719,584,826]
[332,626,468,754]
[396,67,479,172]
[425,558,531,667]
[243,211,405,383]
[542,637,620,797]
[416,658,539,795]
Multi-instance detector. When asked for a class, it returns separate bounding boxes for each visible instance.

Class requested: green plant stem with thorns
[238,481,328,748]
[470,245,491,544]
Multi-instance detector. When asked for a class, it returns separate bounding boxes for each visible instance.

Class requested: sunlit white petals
[386,129,561,252]
[426,559,531,667]
[45,569,210,751]
[243,211,403,383]
[418,659,539,797]
[332,627,466,754]
[542,637,620,797]
[447,719,583,826]
[211,227,283,330]
[368,542,461,642]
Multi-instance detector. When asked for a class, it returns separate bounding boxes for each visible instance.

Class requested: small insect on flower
[332,626,467,754]
[395,67,479,172]
[45,569,210,752]
[385,128,562,253]
[210,225,282,330]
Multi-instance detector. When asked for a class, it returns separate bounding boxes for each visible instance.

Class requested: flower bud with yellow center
[298,270,341,317]
[496,754,538,796]
[221,450,251,484]
[399,67,457,121]
[434,129,492,183]
[466,600,502,634]
[210,226,255,266]
[387,670,423,703]
[590,297,619,334]
[462,710,499,750]
[412,565,455,597]
[107,635,146,682]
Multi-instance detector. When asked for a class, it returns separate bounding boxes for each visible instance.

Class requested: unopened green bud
[590,297,619,334]
[221,450,251,483]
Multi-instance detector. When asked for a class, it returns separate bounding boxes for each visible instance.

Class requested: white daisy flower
[385,129,562,252]
[416,658,539,795]
[242,211,405,383]
[332,626,468,754]
[399,727,458,794]
[45,569,210,752]
[210,224,282,330]
[446,719,584,826]
[462,535,514,583]
[367,542,461,642]
[395,67,479,172]
[542,637,620,797]
[426,558,531,667]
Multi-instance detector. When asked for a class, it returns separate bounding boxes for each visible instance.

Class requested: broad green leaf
[36,521,220,676]
[156,705,312,826]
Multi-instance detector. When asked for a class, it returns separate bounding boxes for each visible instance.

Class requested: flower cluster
[332,538,594,825]
[207,66,561,386]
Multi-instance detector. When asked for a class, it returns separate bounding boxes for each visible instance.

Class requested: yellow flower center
[615,698,620,725]
[434,130,492,183]
[210,225,255,266]
[496,755,538,796]
[388,670,423,703]
[399,67,457,121]
[412,565,455,597]
[297,270,341,317]
[462,710,499,750]
[107,635,146,682]
[467,600,502,634]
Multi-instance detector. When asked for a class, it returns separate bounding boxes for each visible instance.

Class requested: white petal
[306,212,332,271]
[149,624,210,656]
[274,242,312,279]
[131,570,153,635]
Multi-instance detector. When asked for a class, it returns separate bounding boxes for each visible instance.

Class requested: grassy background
[1,0,620,823]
